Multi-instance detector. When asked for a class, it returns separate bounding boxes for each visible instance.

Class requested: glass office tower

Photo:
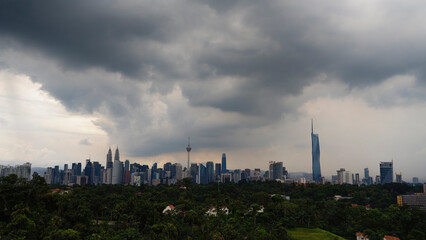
[380,161,393,184]
[311,119,321,182]
[221,153,227,173]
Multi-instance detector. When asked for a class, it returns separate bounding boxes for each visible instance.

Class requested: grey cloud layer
[1,0,425,156]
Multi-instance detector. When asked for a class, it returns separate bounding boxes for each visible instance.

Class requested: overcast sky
[1,0,426,181]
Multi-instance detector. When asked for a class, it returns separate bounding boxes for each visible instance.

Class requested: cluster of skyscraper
[44,147,137,186]
[0,162,31,180]
[40,143,292,186]
[5,122,420,186]
[333,161,401,185]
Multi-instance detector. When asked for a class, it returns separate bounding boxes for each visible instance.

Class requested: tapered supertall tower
[106,147,113,169]
[114,146,120,161]
[311,119,321,182]
[112,146,122,184]
[186,137,192,169]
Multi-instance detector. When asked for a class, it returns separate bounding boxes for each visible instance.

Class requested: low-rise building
[383,235,400,240]
[397,194,426,211]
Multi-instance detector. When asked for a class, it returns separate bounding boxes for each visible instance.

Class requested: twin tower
[105,147,122,184]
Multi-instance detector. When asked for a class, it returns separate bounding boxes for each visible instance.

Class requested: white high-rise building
[337,168,346,185]
[345,171,352,184]
[0,162,32,180]
[112,147,122,184]
[175,163,183,180]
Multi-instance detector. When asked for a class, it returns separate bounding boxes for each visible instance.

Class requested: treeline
[0,174,425,240]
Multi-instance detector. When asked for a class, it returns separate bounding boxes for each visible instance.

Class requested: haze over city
[1,1,426,181]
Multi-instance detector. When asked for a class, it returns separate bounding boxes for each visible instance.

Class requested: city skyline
[1,1,426,180]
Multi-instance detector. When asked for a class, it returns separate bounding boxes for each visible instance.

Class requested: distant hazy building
[44,167,53,184]
[206,161,214,183]
[233,169,241,183]
[84,160,93,185]
[63,169,73,185]
[215,163,221,181]
[380,161,393,184]
[76,175,87,186]
[375,175,381,184]
[396,173,402,184]
[190,163,198,184]
[244,169,251,179]
[171,163,183,181]
[412,177,419,184]
[364,168,371,185]
[345,171,352,184]
[221,172,232,183]
[311,119,321,182]
[355,173,360,184]
[199,164,208,184]
[0,162,32,180]
[253,168,261,181]
[269,161,283,180]
[337,168,346,185]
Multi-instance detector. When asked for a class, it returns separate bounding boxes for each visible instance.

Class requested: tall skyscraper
[233,169,241,183]
[114,147,120,161]
[396,173,402,183]
[190,163,198,184]
[215,163,221,181]
[380,161,393,184]
[84,160,93,185]
[93,162,102,185]
[311,119,321,182]
[206,161,214,183]
[199,164,207,184]
[337,168,346,185]
[413,177,419,184]
[364,168,370,184]
[106,147,113,169]
[269,161,283,180]
[186,137,192,170]
[112,147,122,184]
[125,160,130,172]
[221,153,227,173]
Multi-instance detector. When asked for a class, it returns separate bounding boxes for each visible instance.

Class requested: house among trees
[383,236,400,240]
[356,232,369,240]
[162,205,176,215]
[205,206,229,216]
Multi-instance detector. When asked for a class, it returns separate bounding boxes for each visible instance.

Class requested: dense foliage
[0,175,425,240]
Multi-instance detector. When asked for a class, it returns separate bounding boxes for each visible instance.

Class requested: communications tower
[186,137,192,170]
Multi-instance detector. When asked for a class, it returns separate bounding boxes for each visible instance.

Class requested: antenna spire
[311,118,313,134]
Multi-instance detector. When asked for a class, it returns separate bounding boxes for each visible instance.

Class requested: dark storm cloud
[0,0,181,78]
[1,0,426,156]
[2,0,425,107]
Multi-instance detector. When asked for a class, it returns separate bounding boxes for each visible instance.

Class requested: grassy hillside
[287,228,346,240]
